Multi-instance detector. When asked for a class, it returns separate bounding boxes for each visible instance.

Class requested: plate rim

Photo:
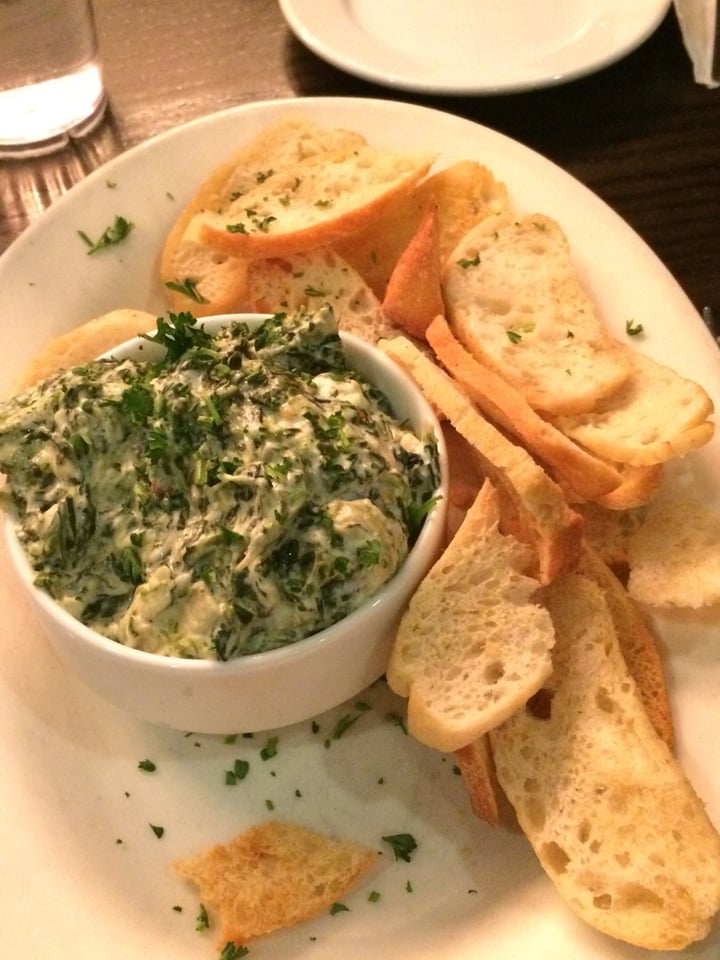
[278,0,673,95]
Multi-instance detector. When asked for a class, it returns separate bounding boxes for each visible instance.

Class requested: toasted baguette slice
[380,334,583,583]
[414,159,508,263]
[552,348,714,465]
[175,821,377,944]
[575,542,673,747]
[382,202,444,340]
[14,308,158,392]
[442,213,632,416]
[490,573,720,950]
[426,315,623,502]
[387,481,555,752]
[245,247,400,344]
[190,145,435,259]
[160,116,367,315]
[628,496,720,608]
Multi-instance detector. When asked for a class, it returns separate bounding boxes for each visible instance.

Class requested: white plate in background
[0,96,718,960]
[278,0,672,94]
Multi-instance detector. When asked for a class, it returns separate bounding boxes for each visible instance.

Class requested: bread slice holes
[593,893,612,910]
[484,661,505,684]
[526,687,554,720]
[595,686,618,713]
[577,820,591,844]
[523,796,546,831]
[477,296,511,316]
[616,883,664,911]
[541,840,570,875]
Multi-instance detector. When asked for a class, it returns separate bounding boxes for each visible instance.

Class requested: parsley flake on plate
[77,215,134,254]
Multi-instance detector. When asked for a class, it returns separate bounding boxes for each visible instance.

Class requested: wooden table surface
[1,0,718,323]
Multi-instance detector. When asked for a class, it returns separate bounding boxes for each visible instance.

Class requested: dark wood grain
[1,1,718,316]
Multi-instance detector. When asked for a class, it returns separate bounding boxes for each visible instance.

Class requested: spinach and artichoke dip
[0,307,440,660]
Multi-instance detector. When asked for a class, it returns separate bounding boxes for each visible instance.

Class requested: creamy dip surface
[0,307,440,659]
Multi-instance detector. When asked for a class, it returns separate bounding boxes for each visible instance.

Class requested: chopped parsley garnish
[137,758,156,772]
[225,213,277,234]
[149,823,165,839]
[225,759,250,784]
[385,711,408,735]
[78,215,134,254]
[357,539,381,568]
[165,277,210,304]
[219,944,249,959]
[196,904,210,931]
[382,833,417,862]
[142,310,213,362]
[329,902,349,915]
[331,712,361,739]
[260,736,279,761]
[506,329,523,344]
[626,318,644,336]
[457,253,481,269]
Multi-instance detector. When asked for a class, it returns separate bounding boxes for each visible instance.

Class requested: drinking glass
[0,0,106,157]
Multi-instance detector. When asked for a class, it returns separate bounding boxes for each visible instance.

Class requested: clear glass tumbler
[0,0,106,157]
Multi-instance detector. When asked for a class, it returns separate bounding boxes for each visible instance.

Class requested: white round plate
[1,97,718,960]
[279,0,672,94]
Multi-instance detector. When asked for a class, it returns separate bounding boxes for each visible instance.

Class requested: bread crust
[426,314,623,502]
[192,146,435,259]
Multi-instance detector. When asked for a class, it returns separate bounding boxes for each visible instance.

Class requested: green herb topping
[78,215,134,254]
[626,318,645,336]
[165,277,210,304]
[382,832,417,862]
